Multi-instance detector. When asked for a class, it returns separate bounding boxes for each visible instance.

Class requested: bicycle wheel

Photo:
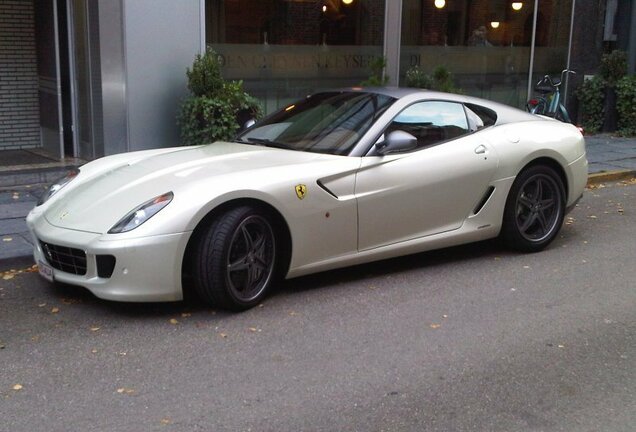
[528,99,547,115]
[553,104,572,123]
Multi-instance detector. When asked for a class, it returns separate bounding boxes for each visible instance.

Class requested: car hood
[43,142,346,233]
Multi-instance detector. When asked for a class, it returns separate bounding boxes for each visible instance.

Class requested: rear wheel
[501,165,565,252]
[528,99,547,115]
[194,206,277,311]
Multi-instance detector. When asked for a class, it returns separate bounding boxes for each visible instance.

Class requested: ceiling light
[512,2,523,11]
[434,0,446,9]
[342,0,353,4]
[490,21,500,29]
[322,5,327,12]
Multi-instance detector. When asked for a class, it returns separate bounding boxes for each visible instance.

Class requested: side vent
[316,180,338,199]
[473,186,495,215]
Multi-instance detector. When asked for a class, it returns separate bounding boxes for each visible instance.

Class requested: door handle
[474,144,487,154]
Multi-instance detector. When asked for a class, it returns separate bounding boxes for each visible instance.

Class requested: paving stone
[0,234,32,260]
[0,218,28,236]
[0,202,35,219]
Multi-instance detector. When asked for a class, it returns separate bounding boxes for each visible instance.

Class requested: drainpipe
[563,0,576,105]
[526,0,539,101]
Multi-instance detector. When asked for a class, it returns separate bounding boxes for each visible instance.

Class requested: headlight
[108,192,174,234]
[37,169,80,205]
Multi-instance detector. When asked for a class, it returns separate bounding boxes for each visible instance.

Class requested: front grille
[40,241,87,276]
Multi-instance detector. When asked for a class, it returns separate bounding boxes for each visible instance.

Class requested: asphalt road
[1,182,635,432]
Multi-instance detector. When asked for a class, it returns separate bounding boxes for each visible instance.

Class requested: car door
[355,101,498,251]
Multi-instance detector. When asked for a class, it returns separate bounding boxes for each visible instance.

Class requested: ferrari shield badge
[295,184,307,200]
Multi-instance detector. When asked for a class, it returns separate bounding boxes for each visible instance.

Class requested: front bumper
[27,212,191,302]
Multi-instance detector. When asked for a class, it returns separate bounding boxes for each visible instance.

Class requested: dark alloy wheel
[502,165,566,252]
[194,206,277,310]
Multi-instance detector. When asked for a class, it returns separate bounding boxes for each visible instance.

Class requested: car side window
[464,103,497,130]
[385,101,469,149]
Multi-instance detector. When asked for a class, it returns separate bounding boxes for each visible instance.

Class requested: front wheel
[501,165,566,252]
[194,206,277,311]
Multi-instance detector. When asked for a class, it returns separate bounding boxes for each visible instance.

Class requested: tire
[501,165,566,252]
[194,206,277,311]
[553,105,572,123]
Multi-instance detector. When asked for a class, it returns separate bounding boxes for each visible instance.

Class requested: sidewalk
[1,135,635,270]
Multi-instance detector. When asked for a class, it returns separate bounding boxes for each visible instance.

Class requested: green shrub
[615,75,636,136]
[405,66,433,89]
[360,57,389,86]
[404,65,461,94]
[599,50,627,87]
[178,48,262,145]
[576,76,605,134]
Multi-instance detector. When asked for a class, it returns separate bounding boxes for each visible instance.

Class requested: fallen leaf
[2,274,14,280]
[38,303,46,307]
[12,384,23,391]
[558,344,565,348]
[588,215,597,219]
[51,307,59,314]
[2,237,12,242]
[289,311,299,316]
[181,313,191,318]
[116,387,135,394]
[160,418,173,425]
[118,352,127,356]
[169,318,179,325]
[91,349,98,354]
[523,265,530,269]
[219,333,228,338]
[429,324,441,329]
[90,327,100,332]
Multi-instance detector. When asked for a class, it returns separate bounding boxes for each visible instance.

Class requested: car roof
[327,87,538,125]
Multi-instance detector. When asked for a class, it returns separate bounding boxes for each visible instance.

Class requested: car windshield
[236,91,396,155]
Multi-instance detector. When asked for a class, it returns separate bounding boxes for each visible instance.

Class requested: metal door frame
[65,0,80,157]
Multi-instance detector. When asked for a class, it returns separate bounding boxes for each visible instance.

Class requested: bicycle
[526,69,576,123]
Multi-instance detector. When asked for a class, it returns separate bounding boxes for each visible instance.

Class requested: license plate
[38,260,54,282]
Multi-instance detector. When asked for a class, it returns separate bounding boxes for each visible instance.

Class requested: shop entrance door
[35,0,65,160]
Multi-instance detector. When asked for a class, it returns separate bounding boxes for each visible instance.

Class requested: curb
[587,169,636,186]
[0,255,35,272]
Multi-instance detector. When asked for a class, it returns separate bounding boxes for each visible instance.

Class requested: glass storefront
[401,0,573,108]
[206,0,574,113]
[206,0,385,113]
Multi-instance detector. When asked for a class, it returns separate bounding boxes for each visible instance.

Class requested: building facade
[1,0,634,160]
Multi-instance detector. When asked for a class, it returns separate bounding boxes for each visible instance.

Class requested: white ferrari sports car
[27,88,587,310]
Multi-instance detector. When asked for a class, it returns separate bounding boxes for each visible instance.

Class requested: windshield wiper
[243,137,295,150]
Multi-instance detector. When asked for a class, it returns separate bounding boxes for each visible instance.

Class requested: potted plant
[178,48,262,146]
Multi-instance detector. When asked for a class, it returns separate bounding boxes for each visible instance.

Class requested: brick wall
[0,0,40,151]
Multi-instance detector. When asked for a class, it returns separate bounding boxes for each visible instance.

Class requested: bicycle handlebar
[536,69,576,89]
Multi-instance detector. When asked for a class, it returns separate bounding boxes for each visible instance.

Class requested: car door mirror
[375,130,418,155]
[241,118,256,131]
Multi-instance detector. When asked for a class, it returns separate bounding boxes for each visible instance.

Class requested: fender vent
[473,186,495,215]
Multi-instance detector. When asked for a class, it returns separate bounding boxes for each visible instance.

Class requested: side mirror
[375,130,418,155]
[242,118,256,130]
[236,108,257,132]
